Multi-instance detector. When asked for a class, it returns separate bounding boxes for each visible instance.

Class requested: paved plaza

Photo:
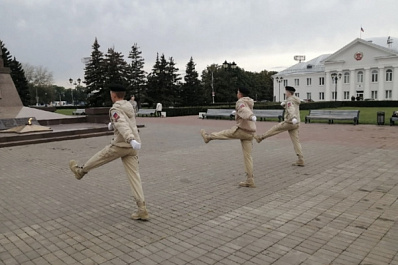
[1,116,398,265]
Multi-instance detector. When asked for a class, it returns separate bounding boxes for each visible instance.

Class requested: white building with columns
[273,37,398,102]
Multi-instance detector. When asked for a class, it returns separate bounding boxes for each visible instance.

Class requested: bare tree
[22,63,53,86]
[22,63,54,105]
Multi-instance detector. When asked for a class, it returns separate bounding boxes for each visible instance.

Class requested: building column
[350,69,355,100]
[337,77,343,101]
[363,68,370,99]
[325,71,331,101]
[393,67,398,100]
[378,67,384,100]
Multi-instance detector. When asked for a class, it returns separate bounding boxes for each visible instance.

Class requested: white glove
[130,140,141,150]
[251,116,257,122]
[107,122,113,131]
[231,110,236,115]
[281,101,286,107]
[292,118,298,124]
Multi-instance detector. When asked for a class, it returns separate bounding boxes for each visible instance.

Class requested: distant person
[69,84,149,221]
[255,86,305,167]
[200,87,257,188]
[156,102,162,117]
[129,95,138,115]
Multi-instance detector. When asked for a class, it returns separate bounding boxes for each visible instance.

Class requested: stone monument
[0,48,53,132]
[0,47,24,116]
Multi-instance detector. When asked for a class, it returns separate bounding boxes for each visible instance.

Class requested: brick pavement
[1,116,397,265]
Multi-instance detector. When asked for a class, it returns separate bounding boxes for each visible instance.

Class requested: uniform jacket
[235,97,256,133]
[109,100,141,148]
[284,95,301,123]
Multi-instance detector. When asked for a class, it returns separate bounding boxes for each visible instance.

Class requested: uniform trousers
[209,126,254,178]
[260,122,303,158]
[82,144,145,203]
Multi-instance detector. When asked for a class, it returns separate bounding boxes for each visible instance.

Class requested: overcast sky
[1,0,398,87]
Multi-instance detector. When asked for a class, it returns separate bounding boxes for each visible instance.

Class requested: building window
[386,90,392,99]
[386,69,393,82]
[283,80,288,87]
[332,92,337,100]
[294,79,299,86]
[307,78,312,86]
[307,92,311,99]
[319,92,324,100]
[371,91,378,99]
[295,93,300,97]
[357,71,363,83]
[319,77,324,86]
[344,91,350,99]
[344,72,350,84]
[371,70,378,82]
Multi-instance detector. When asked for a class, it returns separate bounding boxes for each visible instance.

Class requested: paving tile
[0,117,398,264]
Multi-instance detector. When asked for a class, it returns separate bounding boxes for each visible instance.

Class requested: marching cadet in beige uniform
[69,84,149,220]
[255,86,305,166]
[200,87,257,188]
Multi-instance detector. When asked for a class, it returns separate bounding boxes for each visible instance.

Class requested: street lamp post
[223,60,237,70]
[222,61,238,104]
[69,78,81,105]
[35,87,39,106]
[331,73,342,101]
[211,70,215,104]
[275,76,284,102]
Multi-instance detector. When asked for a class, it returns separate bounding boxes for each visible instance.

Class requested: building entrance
[356,91,364,100]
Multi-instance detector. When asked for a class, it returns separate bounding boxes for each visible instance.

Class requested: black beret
[285,86,296,92]
[108,84,126,92]
[238,87,250,96]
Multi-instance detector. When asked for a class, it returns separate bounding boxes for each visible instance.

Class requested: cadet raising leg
[200,87,258,187]
[69,84,149,220]
[255,86,305,166]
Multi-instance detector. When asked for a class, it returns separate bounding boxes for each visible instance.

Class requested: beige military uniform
[258,95,304,162]
[207,97,256,178]
[81,100,145,203]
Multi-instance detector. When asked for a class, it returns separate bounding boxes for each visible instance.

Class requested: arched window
[386,69,393,82]
[371,70,378,82]
[357,71,363,83]
[344,72,350,84]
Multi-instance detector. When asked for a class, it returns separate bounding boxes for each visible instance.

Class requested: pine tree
[167,57,182,106]
[84,38,106,107]
[127,43,146,105]
[103,47,129,106]
[146,53,165,106]
[181,57,202,106]
[10,58,30,105]
[0,40,30,105]
[0,41,11,68]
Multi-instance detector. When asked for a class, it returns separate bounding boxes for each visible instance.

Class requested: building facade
[273,37,398,102]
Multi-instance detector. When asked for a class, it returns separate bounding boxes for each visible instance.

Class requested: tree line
[1,38,276,108]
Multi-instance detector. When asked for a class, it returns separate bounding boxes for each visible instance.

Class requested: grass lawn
[300,107,398,125]
[55,109,75,115]
[55,106,397,125]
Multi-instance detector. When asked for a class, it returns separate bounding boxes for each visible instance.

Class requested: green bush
[163,107,208,117]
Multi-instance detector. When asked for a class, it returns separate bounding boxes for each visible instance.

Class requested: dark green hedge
[297,100,398,110]
[162,101,398,117]
[55,101,398,117]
